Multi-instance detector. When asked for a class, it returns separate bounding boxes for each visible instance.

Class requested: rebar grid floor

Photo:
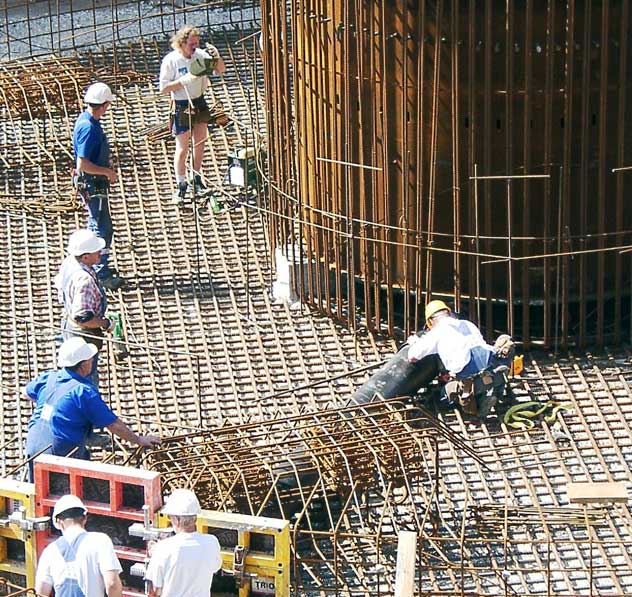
[1,33,632,597]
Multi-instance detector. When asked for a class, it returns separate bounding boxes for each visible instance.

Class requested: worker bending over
[159,25,226,205]
[146,489,222,596]
[25,337,160,480]
[408,300,514,417]
[36,494,123,597]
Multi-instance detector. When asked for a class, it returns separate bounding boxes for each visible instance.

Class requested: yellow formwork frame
[0,478,38,587]
[157,509,290,597]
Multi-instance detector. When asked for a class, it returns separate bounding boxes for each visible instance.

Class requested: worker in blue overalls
[24,337,160,480]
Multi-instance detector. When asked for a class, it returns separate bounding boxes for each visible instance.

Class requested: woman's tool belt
[209,101,230,127]
[172,96,211,130]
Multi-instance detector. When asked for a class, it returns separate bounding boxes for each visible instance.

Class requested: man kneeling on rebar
[407,300,514,418]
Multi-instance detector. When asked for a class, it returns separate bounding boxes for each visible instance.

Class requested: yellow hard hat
[424,300,451,325]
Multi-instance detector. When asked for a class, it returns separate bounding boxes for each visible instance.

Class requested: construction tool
[110,312,129,361]
[189,55,218,77]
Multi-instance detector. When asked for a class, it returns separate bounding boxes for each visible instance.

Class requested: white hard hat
[52,495,87,530]
[84,82,114,104]
[162,489,201,516]
[58,337,98,368]
[67,229,105,256]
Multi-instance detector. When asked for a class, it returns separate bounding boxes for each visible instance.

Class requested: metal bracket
[129,562,147,578]
[0,507,49,532]
[223,544,256,588]
[128,504,173,542]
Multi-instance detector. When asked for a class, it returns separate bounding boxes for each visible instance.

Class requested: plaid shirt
[62,260,106,321]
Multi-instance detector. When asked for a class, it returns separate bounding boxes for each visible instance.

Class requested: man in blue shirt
[25,337,160,480]
[73,82,124,291]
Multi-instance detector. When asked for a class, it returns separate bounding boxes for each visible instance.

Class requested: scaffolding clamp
[0,508,49,532]
[225,545,255,587]
[128,505,173,587]
[128,505,173,542]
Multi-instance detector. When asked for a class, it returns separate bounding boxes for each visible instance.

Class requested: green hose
[503,400,574,430]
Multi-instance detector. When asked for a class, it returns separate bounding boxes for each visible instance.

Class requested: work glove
[178,72,199,87]
[212,112,230,128]
[493,334,515,359]
[205,43,220,60]
[103,317,116,333]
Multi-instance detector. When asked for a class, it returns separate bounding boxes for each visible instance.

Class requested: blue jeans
[458,346,493,379]
[86,192,114,280]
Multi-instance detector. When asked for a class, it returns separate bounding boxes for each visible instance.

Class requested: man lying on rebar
[407,300,515,418]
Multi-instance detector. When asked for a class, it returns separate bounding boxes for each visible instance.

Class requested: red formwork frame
[33,455,162,596]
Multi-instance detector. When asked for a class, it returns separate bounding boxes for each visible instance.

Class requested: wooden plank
[567,482,629,504]
[394,530,417,597]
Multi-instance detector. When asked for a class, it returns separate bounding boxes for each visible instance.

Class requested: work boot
[173,181,188,206]
[193,174,208,196]
[477,394,498,418]
[101,274,125,291]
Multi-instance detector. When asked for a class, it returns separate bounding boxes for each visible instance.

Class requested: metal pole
[506,177,514,336]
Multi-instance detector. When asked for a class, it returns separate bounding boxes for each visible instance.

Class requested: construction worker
[407,300,514,417]
[24,337,161,480]
[54,229,115,385]
[145,489,222,596]
[159,25,226,205]
[73,81,124,290]
[35,494,123,597]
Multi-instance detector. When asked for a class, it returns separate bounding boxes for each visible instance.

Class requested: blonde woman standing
[159,25,226,205]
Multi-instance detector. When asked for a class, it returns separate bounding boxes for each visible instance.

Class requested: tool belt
[209,101,230,127]
[445,369,500,416]
[172,96,211,130]
[64,319,104,351]
[72,169,109,196]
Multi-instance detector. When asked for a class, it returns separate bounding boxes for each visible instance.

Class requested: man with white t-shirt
[35,494,123,597]
[159,25,226,205]
[145,489,222,596]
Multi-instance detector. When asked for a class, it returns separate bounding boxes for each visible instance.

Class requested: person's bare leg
[192,121,208,177]
[174,130,192,180]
